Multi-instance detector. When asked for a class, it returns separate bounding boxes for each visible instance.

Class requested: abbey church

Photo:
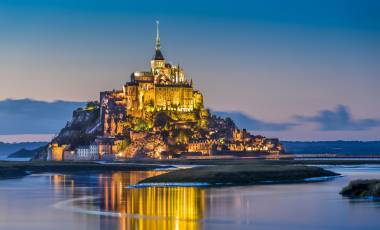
[100,21,208,136]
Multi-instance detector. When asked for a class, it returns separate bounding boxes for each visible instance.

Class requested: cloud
[294,105,380,131]
[1,99,378,138]
[0,99,85,135]
[214,111,296,131]
[0,100,296,135]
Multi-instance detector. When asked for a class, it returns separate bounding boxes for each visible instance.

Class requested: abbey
[48,22,283,161]
[100,21,208,136]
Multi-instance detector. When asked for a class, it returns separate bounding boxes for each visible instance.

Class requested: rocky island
[47,22,283,162]
[340,179,380,199]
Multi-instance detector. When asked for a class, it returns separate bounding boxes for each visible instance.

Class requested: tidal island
[47,21,283,162]
[20,22,343,186]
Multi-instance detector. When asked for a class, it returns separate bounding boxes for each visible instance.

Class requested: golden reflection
[50,171,205,230]
[102,172,205,230]
[50,174,76,194]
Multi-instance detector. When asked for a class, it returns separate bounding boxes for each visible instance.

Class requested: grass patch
[139,164,339,185]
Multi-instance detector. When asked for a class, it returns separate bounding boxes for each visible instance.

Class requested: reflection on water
[0,166,380,230]
[50,172,205,230]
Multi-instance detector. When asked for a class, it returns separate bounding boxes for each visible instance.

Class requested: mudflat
[139,164,339,185]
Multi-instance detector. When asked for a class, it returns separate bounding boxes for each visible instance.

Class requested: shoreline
[0,161,170,180]
[1,159,378,183]
[112,158,380,166]
[133,175,342,188]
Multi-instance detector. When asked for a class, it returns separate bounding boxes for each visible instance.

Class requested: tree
[154,111,172,129]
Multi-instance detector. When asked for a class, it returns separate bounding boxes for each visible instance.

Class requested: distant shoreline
[111,158,380,166]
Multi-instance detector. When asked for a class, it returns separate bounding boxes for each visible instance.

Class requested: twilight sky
[0,0,379,141]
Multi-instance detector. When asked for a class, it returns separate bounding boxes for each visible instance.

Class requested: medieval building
[100,21,207,136]
[48,22,283,161]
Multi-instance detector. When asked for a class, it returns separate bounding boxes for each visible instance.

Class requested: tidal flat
[2,159,380,186]
[0,161,169,179]
[139,164,339,185]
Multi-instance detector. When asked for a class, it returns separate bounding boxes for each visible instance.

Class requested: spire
[153,20,164,60]
[155,20,160,50]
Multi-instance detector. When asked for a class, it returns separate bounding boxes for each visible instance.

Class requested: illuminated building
[187,139,219,155]
[187,129,283,156]
[49,21,284,160]
[76,144,99,161]
[48,143,68,161]
[100,21,208,137]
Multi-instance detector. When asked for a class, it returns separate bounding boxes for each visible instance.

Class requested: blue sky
[0,0,379,141]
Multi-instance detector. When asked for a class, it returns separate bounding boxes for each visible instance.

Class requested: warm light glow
[50,172,206,230]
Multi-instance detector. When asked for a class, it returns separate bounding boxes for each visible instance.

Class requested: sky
[0,0,379,141]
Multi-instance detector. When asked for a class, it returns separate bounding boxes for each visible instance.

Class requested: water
[0,166,379,230]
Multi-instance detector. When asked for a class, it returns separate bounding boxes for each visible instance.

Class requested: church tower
[151,21,165,73]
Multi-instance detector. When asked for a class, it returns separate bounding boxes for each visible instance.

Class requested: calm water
[0,166,379,230]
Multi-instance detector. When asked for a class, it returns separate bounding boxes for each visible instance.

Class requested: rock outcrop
[340,179,380,198]
[52,102,102,148]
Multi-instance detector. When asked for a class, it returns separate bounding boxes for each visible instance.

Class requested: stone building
[48,143,69,161]
[100,21,207,136]
[63,150,76,161]
[187,128,284,155]
[187,139,218,155]
[76,144,99,161]
[95,137,113,158]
